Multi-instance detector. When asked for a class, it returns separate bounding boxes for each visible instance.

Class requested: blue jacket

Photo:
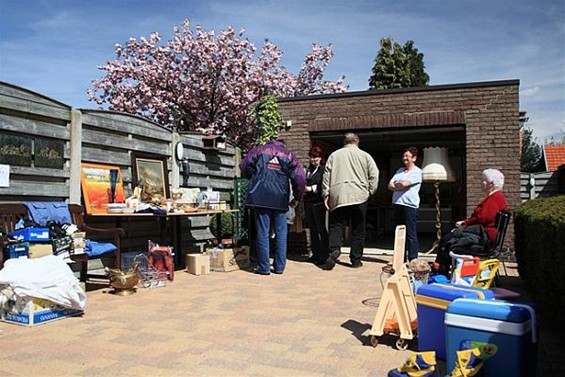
[240,140,306,211]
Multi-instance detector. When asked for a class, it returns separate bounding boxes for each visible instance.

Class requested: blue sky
[1,0,563,142]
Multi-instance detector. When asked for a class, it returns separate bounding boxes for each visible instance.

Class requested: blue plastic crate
[8,228,50,242]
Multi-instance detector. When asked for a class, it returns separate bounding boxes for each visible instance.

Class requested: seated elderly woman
[433,168,509,275]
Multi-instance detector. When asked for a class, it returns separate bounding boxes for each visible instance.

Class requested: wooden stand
[370,225,417,350]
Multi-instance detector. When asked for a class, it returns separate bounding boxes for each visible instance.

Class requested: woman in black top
[304,146,329,265]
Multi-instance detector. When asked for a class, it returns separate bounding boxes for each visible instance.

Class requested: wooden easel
[369,225,417,349]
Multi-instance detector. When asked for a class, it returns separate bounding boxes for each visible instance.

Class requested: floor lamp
[421,147,455,254]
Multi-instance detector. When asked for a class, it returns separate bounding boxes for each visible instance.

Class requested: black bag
[447,224,489,256]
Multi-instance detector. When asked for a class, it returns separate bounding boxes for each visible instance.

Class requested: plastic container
[8,228,50,242]
[4,243,29,259]
[120,251,148,271]
[446,299,537,376]
[415,283,495,360]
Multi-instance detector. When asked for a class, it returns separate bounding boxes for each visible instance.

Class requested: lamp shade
[421,147,455,182]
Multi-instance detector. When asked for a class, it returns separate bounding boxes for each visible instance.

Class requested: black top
[305,164,325,204]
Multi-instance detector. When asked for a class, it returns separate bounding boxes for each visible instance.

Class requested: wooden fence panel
[1,81,238,265]
[520,172,559,201]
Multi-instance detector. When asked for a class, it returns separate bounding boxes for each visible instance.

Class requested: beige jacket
[321,144,379,211]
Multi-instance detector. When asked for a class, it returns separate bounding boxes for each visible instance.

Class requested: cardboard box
[186,253,210,275]
[8,228,50,242]
[206,246,250,272]
[0,295,83,326]
[27,243,54,259]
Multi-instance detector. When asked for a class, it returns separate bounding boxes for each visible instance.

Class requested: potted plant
[209,212,236,246]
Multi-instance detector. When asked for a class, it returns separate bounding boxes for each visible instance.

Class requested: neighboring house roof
[543,143,565,171]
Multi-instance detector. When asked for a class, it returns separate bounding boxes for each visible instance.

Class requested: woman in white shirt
[388,147,422,262]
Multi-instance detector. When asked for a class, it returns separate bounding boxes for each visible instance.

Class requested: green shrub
[514,195,565,327]
[209,212,235,239]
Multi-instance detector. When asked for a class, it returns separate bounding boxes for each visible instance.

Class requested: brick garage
[278,80,521,250]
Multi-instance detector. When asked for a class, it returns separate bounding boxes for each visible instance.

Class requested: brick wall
[279,80,521,249]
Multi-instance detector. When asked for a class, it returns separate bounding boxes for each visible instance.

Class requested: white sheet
[0,255,86,310]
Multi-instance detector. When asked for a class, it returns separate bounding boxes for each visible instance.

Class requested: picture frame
[131,152,170,203]
[80,163,126,214]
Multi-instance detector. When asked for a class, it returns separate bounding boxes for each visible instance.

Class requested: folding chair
[487,210,512,262]
[450,210,511,278]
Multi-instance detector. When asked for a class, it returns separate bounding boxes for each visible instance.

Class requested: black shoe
[253,268,270,276]
[306,256,318,263]
[350,261,363,268]
[321,258,336,270]
[314,260,326,266]
[271,269,283,275]
[330,249,341,261]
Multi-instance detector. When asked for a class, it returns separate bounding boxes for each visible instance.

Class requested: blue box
[8,228,50,242]
[0,296,83,326]
[415,283,494,360]
[4,243,29,259]
[446,299,537,376]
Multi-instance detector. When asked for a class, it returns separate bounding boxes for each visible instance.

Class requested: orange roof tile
[544,144,565,171]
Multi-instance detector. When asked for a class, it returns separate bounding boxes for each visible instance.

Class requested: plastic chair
[449,252,499,288]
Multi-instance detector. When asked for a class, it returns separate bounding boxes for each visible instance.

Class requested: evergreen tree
[520,112,543,172]
[403,40,430,87]
[368,37,429,90]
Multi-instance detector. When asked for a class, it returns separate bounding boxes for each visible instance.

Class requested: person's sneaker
[350,261,363,268]
[330,249,341,261]
[253,268,270,276]
[271,269,283,275]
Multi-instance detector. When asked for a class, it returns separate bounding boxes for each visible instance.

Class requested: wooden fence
[0,81,237,263]
[520,171,562,201]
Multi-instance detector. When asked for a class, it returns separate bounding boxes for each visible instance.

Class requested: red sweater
[463,190,509,241]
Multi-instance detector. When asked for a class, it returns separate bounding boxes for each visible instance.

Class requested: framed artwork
[80,163,126,214]
[131,152,169,203]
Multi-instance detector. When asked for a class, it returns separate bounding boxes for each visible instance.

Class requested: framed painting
[80,163,126,214]
[131,153,169,203]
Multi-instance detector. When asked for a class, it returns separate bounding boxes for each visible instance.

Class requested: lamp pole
[425,180,442,254]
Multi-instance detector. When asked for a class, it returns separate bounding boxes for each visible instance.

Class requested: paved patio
[0,251,561,376]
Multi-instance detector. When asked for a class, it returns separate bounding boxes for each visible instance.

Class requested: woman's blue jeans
[254,207,288,273]
[393,204,419,261]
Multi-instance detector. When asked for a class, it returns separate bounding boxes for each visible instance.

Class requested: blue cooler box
[416,283,494,360]
[445,299,537,376]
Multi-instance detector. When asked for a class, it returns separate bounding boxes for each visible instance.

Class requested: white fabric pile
[0,255,86,310]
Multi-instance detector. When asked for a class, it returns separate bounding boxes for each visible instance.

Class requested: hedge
[514,195,565,327]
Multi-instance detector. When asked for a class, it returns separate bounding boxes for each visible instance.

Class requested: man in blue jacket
[240,139,306,275]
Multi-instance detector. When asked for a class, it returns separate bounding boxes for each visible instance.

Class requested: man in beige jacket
[321,133,379,269]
